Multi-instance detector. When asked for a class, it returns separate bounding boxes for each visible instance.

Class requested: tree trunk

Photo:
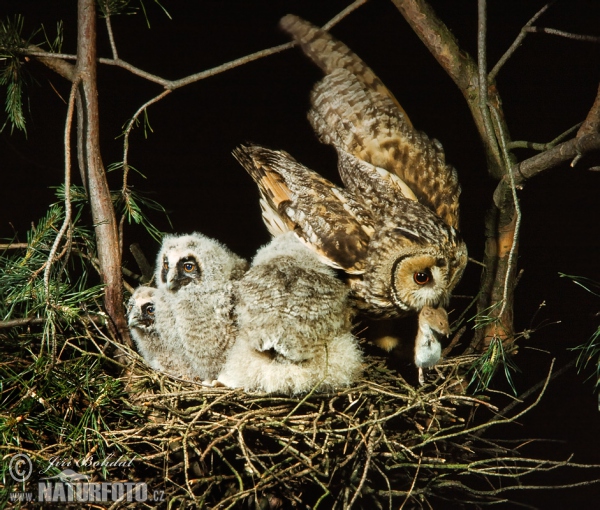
[76,0,130,345]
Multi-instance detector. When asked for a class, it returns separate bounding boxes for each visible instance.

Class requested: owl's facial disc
[128,299,155,328]
[138,301,155,327]
[390,254,449,312]
[174,255,201,288]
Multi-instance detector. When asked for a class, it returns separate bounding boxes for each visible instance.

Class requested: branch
[578,83,600,137]
[476,358,574,435]
[23,0,368,92]
[390,0,504,175]
[524,26,600,43]
[129,243,154,283]
[489,3,552,82]
[43,78,78,302]
[76,0,130,346]
[508,122,581,151]
[494,133,600,207]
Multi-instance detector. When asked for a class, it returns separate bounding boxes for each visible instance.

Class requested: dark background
[2,1,600,507]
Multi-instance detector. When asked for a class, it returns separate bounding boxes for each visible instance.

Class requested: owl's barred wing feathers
[233,144,373,273]
[279,14,410,122]
[280,14,462,230]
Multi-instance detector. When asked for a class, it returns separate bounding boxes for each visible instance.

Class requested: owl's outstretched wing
[233,144,373,273]
[280,14,461,230]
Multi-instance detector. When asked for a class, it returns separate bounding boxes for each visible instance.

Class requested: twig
[23,0,368,93]
[489,3,553,81]
[102,2,119,60]
[0,242,29,250]
[490,106,521,322]
[129,243,154,283]
[121,90,172,193]
[43,77,79,302]
[508,122,582,151]
[477,0,499,157]
[524,26,600,43]
[494,133,600,205]
[476,358,573,434]
[322,0,369,31]
[399,452,422,509]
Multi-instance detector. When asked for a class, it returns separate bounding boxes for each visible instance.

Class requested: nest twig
[2,325,600,509]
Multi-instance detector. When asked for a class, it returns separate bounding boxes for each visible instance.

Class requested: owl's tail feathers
[217,333,363,396]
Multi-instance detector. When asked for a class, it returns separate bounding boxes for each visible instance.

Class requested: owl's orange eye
[146,305,155,315]
[414,271,431,285]
[163,260,168,270]
[183,262,196,273]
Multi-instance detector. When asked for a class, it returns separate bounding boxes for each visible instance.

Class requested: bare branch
[476,359,574,435]
[390,0,504,175]
[490,106,521,324]
[129,243,154,284]
[101,1,119,60]
[43,78,79,301]
[0,317,45,329]
[122,90,172,192]
[494,133,600,206]
[25,45,76,81]
[23,0,369,92]
[76,0,130,346]
[508,122,582,151]
[525,26,600,43]
[489,3,552,82]
[322,0,369,31]
[477,0,501,164]
[0,242,29,250]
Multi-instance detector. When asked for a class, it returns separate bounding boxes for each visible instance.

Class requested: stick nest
[3,329,598,509]
[114,350,515,508]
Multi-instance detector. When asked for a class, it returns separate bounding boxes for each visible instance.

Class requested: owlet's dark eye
[414,271,431,285]
[145,305,155,315]
[183,262,196,273]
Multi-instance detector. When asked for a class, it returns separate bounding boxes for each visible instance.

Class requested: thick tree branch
[390,0,504,175]
[76,0,130,346]
[26,44,76,81]
[494,133,600,207]
[577,83,600,137]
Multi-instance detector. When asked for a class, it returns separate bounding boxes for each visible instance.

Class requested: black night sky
[2,1,600,507]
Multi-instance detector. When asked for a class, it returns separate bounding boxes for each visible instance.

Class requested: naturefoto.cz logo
[7,452,164,504]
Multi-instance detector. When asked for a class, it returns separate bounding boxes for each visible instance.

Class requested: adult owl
[233,15,467,319]
[156,233,249,381]
[218,233,363,395]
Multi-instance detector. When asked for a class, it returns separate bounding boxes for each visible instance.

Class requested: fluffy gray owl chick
[156,233,249,381]
[414,306,450,385]
[218,232,363,395]
[127,285,196,377]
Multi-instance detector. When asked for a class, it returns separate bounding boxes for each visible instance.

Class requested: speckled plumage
[156,233,249,381]
[280,14,462,230]
[234,15,467,320]
[218,233,363,395]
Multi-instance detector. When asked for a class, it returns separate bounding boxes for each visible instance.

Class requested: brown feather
[233,144,373,273]
[280,14,462,230]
